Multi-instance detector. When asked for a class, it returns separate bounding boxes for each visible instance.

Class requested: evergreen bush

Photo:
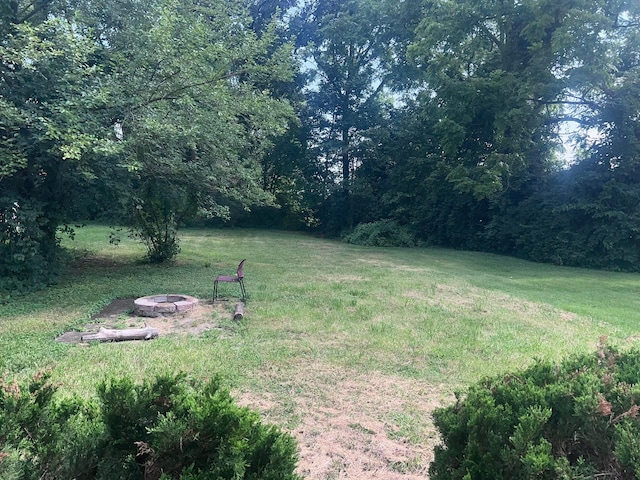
[430,340,640,479]
[0,372,301,480]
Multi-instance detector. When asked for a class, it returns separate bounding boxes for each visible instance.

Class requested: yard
[3,226,640,479]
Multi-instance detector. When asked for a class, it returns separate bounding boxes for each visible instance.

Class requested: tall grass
[2,225,640,398]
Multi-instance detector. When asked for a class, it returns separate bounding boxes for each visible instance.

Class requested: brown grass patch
[318,274,366,283]
[405,283,581,325]
[237,364,451,480]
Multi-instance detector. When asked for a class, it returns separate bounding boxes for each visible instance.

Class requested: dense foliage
[0,0,294,283]
[379,0,640,270]
[0,3,110,289]
[343,219,417,247]
[0,371,301,480]
[430,341,640,479]
[2,0,640,291]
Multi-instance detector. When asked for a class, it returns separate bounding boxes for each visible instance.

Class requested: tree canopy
[1,0,294,286]
[2,0,640,293]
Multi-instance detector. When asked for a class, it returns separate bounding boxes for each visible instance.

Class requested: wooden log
[81,325,159,342]
[233,302,244,320]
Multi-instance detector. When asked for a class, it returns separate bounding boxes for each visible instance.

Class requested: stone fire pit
[134,294,199,317]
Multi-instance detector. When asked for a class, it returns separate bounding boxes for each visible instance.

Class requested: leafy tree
[75,0,295,261]
[250,114,325,229]
[372,102,494,248]
[0,0,115,291]
[246,0,298,33]
[485,154,640,271]
[1,0,296,284]
[389,0,640,264]
[408,0,569,202]
[295,0,420,231]
[483,0,640,269]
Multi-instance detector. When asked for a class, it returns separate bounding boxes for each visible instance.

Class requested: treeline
[254,0,640,271]
[2,0,640,294]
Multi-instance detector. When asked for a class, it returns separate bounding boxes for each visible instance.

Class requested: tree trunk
[342,124,353,229]
[81,326,159,342]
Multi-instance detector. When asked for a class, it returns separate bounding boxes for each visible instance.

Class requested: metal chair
[213,259,247,303]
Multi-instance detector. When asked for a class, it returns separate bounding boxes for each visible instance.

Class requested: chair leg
[214,279,245,303]
[239,279,247,303]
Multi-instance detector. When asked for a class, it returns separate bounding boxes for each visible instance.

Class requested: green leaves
[0,372,301,479]
[1,0,296,275]
[431,346,640,479]
[95,0,295,260]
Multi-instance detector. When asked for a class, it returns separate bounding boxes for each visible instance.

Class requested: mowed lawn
[3,226,640,478]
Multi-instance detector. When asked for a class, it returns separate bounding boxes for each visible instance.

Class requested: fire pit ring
[134,294,199,317]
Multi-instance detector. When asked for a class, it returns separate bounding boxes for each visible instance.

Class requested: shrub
[430,340,640,479]
[343,220,417,247]
[0,372,301,480]
[129,198,181,263]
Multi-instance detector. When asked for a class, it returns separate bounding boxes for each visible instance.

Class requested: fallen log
[81,325,159,342]
[233,302,244,320]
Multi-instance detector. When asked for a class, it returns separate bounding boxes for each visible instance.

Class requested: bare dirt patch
[237,364,451,480]
[56,298,236,343]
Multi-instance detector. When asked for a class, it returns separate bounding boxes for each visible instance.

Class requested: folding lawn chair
[213,259,247,303]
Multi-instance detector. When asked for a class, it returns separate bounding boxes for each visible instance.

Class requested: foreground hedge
[0,372,301,480]
[431,340,640,479]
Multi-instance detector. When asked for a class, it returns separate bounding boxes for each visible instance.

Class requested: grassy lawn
[2,225,640,478]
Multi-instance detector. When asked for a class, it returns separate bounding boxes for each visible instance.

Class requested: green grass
[2,226,640,430]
